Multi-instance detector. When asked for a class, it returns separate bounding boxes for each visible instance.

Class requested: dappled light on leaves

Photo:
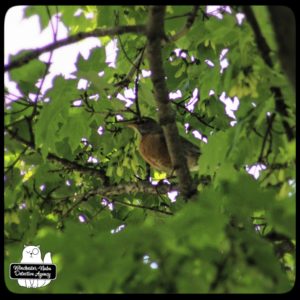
[4,5,295,293]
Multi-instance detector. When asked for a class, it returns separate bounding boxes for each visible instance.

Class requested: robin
[125,117,201,173]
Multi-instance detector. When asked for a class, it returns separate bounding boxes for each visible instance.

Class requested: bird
[125,117,201,173]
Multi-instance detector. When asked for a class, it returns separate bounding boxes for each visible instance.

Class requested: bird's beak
[118,119,139,130]
[126,123,138,129]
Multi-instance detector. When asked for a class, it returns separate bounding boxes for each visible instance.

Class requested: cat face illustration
[21,245,42,263]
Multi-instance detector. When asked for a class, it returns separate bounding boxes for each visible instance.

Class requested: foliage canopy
[4,5,295,293]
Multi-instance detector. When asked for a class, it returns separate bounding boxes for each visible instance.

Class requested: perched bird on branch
[124,117,201,173]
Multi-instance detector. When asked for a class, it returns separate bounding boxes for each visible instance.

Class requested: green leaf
[221,174,273,218]
[34,76,78,157]
[96,6,116,28]
[199,130,229,175]
[9,54,46,95]
[198,65,220,100]
[59,6,81,28]
[24,6,50,30]
[59,109,91,152]
[165,6,192,35]
[78,70,111,95]
[76,47,106,72]
[60,6,97,33]
[167,191,227,250]
[267,197,295,239]
[252,6,278,51]
[55,137,74,159]
[205,14,237,45]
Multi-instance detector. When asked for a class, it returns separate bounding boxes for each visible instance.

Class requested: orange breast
[139,133,172,172]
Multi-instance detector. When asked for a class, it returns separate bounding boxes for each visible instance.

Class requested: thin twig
[5,105,32,115]
[252,127,264,138]
[46,6,57,41]
[5,92,31,105]
[112,199,173,216]
[31,6,59,118]
[165,12,190,21]
[112,6,199,100]
[62,180,174,218]
[25,117,35,148]
[111,47,146,98]
[5,126,34,147]
[134,46,146,119]
[258,113,275,163]
[47,154,109,185]
[5,126,109,184]
[4,146,29,174]
[169,6,199,42]
[172,100,216,130]
[33,180,47,200]
[62,196,86,218]
[5,118,27,129]
[90,203,109,220]
[118,35,137,68]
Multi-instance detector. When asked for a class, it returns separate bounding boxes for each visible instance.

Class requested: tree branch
[6,124,184,195]
[271,87,294,141]
[172,100,217,130]
[268,6,295,89]
[117,34,137,69]
[62,181,174,218]
[112,47,146,98]
[146,6,195,199]
[5,25,146,72]
[258,113,275,163]
[91,181,173,197]
[243,6,295,141]
[5,126,34,147]
[111,198,173,216]
[112,6,199,99]
[5,127,109,184]
[4,105,32,115]
[264,231,295,258]
[243,6,273,68]
[47,153,109,185]
[4,146,29,175]
[133,46,146,120]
